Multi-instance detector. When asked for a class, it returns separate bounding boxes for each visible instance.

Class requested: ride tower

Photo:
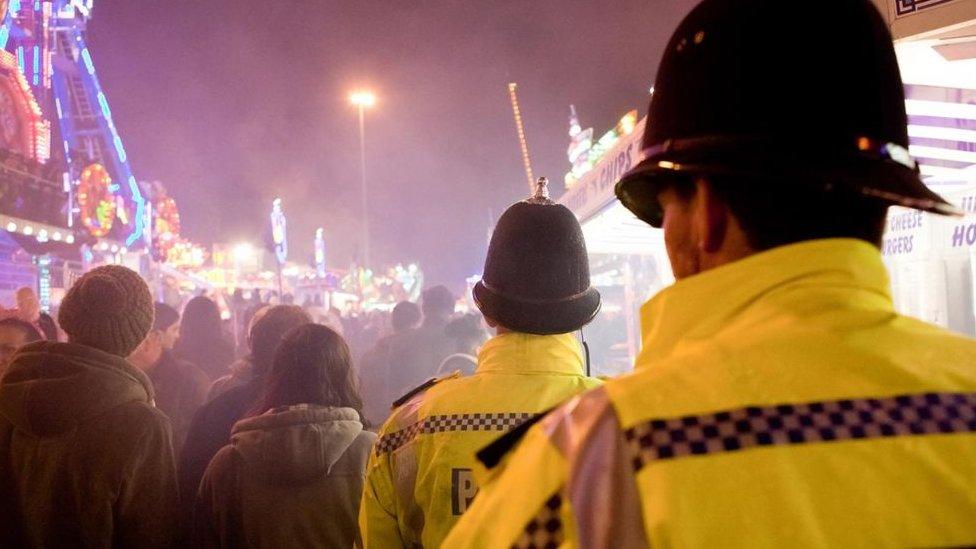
[0,0,146,247]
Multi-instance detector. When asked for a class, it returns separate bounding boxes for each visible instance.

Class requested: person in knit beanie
[0,265,179,547]
[58,264,155,357]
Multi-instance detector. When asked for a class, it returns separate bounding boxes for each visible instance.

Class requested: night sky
[87,0,697,291]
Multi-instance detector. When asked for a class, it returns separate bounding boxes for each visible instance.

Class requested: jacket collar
[476,332,585,375]
[637,238,894,368]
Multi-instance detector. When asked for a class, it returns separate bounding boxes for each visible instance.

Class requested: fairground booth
[561,0,976,376]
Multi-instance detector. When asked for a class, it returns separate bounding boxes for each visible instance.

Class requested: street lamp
[350,89,376,269]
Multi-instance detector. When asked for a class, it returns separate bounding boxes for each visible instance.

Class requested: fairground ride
[0,0,146,247]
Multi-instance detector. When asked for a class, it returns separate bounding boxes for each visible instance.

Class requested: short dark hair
[391,301,421,333]
[421,286,455,318]
[152,302,180,332]
[251,323,363,419]
[0,318,42,342]
[663,175,889,250]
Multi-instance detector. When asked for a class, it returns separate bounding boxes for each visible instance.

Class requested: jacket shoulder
[390,370,461,409]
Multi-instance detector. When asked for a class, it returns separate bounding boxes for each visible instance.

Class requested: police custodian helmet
[616,0,962,228]
[473,178,601,335]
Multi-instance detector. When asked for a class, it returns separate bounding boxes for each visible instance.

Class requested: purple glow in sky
[88,1,697,289]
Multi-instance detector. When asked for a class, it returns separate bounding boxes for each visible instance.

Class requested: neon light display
[4,1,147,245]
[314,227,326,277]
[77,163,116,237]
[564,109,638,189]
[271,198,287,265]
[152,195,181,261]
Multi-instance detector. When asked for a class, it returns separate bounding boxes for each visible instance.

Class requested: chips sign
[559,117,645,223]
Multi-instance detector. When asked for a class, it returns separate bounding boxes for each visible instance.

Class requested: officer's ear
[692,177,730,255]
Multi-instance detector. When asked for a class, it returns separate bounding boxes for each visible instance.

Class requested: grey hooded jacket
[193,404,376,548]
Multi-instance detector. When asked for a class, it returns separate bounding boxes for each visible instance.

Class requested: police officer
[359,178,603,548]
[445,1,976,547]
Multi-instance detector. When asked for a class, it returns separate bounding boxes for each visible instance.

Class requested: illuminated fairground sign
[0,49,49,162]
[271,198,287,265]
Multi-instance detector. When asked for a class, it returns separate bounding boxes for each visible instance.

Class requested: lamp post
[350,90,376,270]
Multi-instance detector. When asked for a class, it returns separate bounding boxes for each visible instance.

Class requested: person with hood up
[0,265,179,548]
[193,323,376,548]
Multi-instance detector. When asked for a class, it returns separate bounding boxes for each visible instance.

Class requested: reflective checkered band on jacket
[512,493,563,549]
[624,392,976,472]
[376,412,533,454]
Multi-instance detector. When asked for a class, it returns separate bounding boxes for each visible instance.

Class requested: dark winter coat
[179,381,261,509]
[0,341,179,548]
[193,405,376,548]
[149,350,211,458]
[36,312,58,341]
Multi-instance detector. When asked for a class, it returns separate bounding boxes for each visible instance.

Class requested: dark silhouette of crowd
[0,264,481,548]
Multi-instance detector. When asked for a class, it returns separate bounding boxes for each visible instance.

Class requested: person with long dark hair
[193,323,375,548]
[175,296,235,381]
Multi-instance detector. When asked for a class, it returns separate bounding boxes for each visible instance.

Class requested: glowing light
[52,231,62,241]
[32,45,39,86]
[5,222,15,231]
[907,124,976,143]
[98,241,110,251]
[97,91,112,120]
[0,26,9,50]
[22,225,33,236]
[36,229,48,242]
[110,244,119,253]
[232,242,256,262]
[658,161,676,170]
[508,83,535,192]
[349,90,376,107]
[619,111,637,136]
[905,99,976,120]
[9,0,20,15]
[81,47,95,75]
[65,234,75,244]
[125,175,146,247]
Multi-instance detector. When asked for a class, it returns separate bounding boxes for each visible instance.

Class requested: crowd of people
[1,0,975,547]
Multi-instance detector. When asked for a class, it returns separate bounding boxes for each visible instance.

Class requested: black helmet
[473,178,601,335]
[616,0,962,228]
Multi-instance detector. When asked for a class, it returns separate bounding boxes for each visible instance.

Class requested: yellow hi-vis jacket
[359,332,603,548]
[444,239,976,549]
